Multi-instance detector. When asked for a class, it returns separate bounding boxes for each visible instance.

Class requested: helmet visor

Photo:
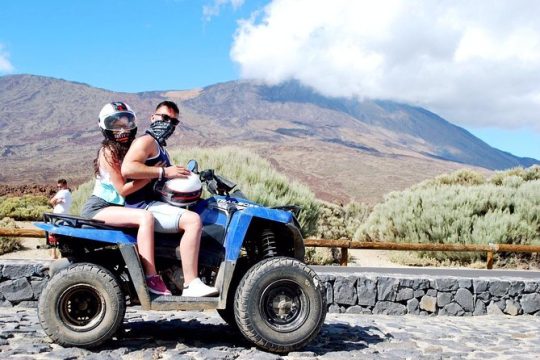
[103,112,136,130]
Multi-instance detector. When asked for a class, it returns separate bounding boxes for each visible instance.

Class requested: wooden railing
[305,239,540,269]
[2,228,540,269]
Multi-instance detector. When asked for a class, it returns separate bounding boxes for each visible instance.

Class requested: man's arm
[49,191,63,206]
[121,135,191,179]
[121,136,160,179]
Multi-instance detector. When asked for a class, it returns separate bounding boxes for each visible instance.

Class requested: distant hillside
[0,74,537,204]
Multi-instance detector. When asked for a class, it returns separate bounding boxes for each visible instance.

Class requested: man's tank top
[125,137,171,209]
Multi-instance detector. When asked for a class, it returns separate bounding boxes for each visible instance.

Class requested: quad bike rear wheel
[234,257,326,353]
[38,263,125,348]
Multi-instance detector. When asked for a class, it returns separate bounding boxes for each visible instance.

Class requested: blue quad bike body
[35,162,327,353]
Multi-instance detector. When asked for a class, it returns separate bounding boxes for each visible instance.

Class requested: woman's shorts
[145,201,186,233]
[81,195,121,218]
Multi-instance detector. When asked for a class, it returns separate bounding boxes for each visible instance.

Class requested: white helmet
[156,173,202,207]
[98,102,137,143]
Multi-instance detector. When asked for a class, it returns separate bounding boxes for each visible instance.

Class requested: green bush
[314,201,371,240]
[170,146,320,236]
[0,195,50,221]
[355,166,540,264]
[0,217,22,255]
[70,180,94,216]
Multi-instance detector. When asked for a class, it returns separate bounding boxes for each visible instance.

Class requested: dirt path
[0,221,52,260]
[348,249,405,267]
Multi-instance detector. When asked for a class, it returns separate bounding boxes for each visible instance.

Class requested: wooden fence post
[340,247,348,266]
[486,251,494,269]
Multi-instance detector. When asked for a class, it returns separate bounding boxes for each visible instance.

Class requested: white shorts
[145,201,186,233]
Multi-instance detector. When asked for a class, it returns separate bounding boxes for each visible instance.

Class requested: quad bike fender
[224,207,304,261]
[34,222,137,245]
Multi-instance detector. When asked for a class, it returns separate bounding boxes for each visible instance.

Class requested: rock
[426,289,437,297]
[458,279,472,289]
[345,305,371,314]
[328,304,342,313]
[440,303,465,316]
[434,278,459,292]
[318,274,335,282]
[0,278,34,302]
[325,282,334,305]
[420,295,437,313]
[473,280,489,294]
[437,292,453,307]
[523,282,538,293]
[377,277,399,301]
[508,281,525,297]
[488,281,510,297]
[487,301,504,315]
[356,277,377,306]
[473,300,487,316]
[334,277,357,306]
[520,293,540,314]
[30,280,47,299]
[396,288,414,302]
[504,300,521,316]
[454,288,474,312]
[407,298,420,314]
[372,301,406,315]
[1,263,40,279]
[399,278,430,290]
[413,289,425,298]
[495,299,506,311]
[476,291,491,302]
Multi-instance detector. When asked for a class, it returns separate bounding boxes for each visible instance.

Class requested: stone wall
[320,272,540,316]
[1,260,539,316]
[0,260,49,308]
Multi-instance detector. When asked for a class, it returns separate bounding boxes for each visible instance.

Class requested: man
[49,179,72,214]
[121,101,218,297]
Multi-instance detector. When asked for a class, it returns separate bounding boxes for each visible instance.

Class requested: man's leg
[146,202,218,296]
[177,211,202,284]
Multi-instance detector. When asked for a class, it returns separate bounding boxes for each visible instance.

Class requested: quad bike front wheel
[38,263,126,348]
[234,257,327,353]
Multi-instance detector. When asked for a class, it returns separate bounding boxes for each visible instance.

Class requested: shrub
[0,217,22,255]
[355,167,540,264]
[314,201,371,240]
[170,146,320,236]
[0,195,50,221]
[70,180,94,216]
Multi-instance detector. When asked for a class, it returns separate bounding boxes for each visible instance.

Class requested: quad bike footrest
[150,295,219,311]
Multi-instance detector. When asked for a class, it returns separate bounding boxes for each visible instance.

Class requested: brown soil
[0,184,58,197]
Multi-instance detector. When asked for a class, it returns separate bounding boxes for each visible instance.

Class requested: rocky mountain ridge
[0,74,536,203]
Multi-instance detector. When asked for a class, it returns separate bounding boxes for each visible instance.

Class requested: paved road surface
[1,307,539,359]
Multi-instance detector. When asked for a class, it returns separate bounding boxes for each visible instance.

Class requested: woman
[81,102,170,296]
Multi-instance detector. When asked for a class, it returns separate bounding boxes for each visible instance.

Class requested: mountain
[0,74,537,204]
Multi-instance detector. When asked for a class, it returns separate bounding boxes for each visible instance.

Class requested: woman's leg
[93,207,157,276]
[177,210,202,284]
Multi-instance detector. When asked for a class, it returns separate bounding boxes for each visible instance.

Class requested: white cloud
[0,44,14,73]
[203,0,245,22]
[231,0,540,131]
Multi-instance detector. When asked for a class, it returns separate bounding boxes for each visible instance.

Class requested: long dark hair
[93,139,130,176]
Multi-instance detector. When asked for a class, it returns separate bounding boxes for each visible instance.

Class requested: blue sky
[0,0,538,161]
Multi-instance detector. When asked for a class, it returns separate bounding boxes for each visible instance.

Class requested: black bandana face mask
[146,120,176,146]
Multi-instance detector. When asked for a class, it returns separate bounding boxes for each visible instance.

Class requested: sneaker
[182,277,219,297]
[146,275,172,296]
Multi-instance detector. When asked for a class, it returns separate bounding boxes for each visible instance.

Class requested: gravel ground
[1,307,539,359]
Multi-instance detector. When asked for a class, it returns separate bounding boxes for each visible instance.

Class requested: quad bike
[35,160,326,353]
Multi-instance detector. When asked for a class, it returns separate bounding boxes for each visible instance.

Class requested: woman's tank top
[92,166,125,205]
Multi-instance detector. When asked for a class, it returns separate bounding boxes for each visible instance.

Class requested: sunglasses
[154,113,180,126]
